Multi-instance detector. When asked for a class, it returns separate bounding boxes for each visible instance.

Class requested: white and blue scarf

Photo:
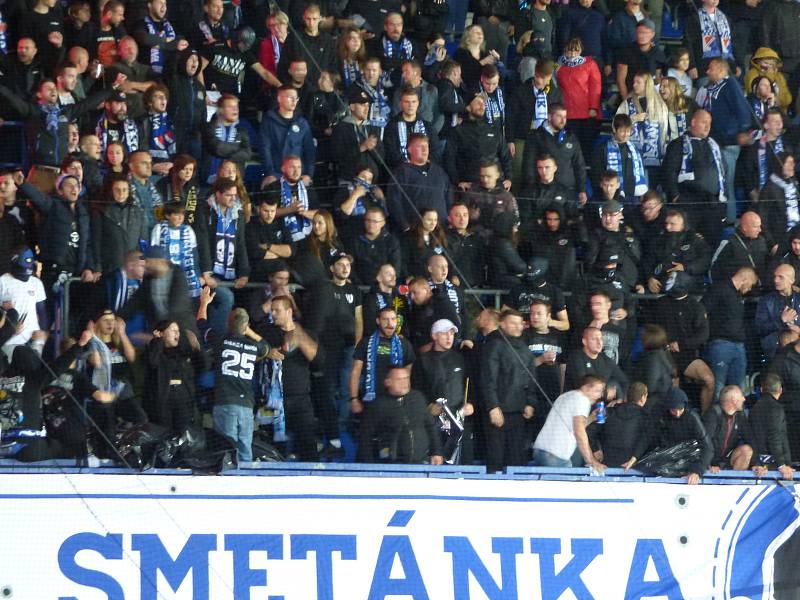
[347,177,376,216]
[212,202,238,280]
[363,331,404,401]
[280,178,311,241]
[750,97,767,122]
[260,358,286,441]
[531,86,549,130]
[627,98,663,166]
[483,88,505,127]
[678,134,726,201]
[0,11,6,54]
[363,82,391,128]
[605,140,648,197]
[698,8,732,60]
[198,18,228,46]
[675,112,688,137]
[769,173,800,231]
[271,34,281,66]
[769,174,800,230]
[97,115,139,153]
[397,119,428,161]
[698,78,728,111]
[342,60,362,88]
[544,123,567,144]
[758,136,784,188]
[148,111,176,160]
[144,16,177,74]
[381,35,414,87]
[557,55,586,68]
[155,222,201,297]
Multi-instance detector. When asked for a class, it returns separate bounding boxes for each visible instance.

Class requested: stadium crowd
[0,0,799,482]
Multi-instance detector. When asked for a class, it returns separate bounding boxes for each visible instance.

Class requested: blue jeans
[213,404,254,462]
[705,339,747,402]
[533,448,573,468]
[721,145,741,222]
[445,0,468,35]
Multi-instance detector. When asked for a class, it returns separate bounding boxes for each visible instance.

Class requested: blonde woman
[454,24,500,92]
[616,71,669,168]
[659,76,698,141]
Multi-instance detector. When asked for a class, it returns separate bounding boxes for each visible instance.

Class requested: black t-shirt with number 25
[214,334,268,408]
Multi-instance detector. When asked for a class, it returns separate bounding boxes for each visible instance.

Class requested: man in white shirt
[0,247,48,357]
[533,374,607,472]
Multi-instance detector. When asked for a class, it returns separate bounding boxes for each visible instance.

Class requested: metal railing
[60,277,509,338]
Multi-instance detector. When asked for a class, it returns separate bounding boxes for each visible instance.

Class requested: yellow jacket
[743,68,792,110]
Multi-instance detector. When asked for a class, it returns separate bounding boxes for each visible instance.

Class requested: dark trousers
[567,119,600,165]
[285,393,317,461]
[484,411,529,474]
[356,400,380,463]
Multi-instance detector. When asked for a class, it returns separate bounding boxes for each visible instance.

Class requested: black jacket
[167,68,206,151]
[758,176,799,247]
[436,78,466,140]
[631,349,674,415]
[445,118,512,184]
[350,229,403,285]
[506,80,564,141]
[245,217,295,282]
[702,404,755,467]
[642,228,711,293]
[522,125,587,194]
[710,230,770,284]
[704,279,746,343]
[25,183,94,272]
[414,348,467,410]
[487,218,528,289]
[584,226,642,290]
[387,161,450,232]
[406,292,461,349]
[201,116,252,181]
[446,227,485,288]
[588,401,651,466]
[330,116,385,182]
[770,345,800,413]
[520,180,574,222]
[762,0,800,60]
[278,29,336,84]
[653,295,709,361]
[193,198,250,279]
[749,393,792,467]
[373,388,443,463]
[479,329,535,413]
[91,200,149,274]
[384,116,439,169]
[663,135,722,201]
[564,348,629,395]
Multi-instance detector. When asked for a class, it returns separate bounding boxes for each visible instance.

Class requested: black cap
[602,199,623,214]
[347,87,372,105]
[108,90,127,103]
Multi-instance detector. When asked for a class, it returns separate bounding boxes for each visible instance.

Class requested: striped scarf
[144,15,177,74]
[208,120,239,182]
[97,115,140,154]
[342,59,362,88]
[211,202,238,280]
[769,174,800,230]
[429,278,460,314]
[397,119,428,161]
[280,178,311,241]
[626,97,663,165]
[758,136,784,188]
[155,223,201,297]
[148,111,176,160]
[606,140,648,197]
[483,88,505,127]
[698,8,732,60]
[678,134,726,202]
[363,331,404,401]
[363,82,390,128]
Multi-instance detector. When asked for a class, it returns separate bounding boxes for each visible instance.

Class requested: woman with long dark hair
[292,209,343,286]
[157,154,200,224]
[401,208,448,279]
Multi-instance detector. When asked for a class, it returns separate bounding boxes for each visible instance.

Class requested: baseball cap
[347,87,372,105]
[637,18,656,31]
[665,387,689,410]
[55,173,80,190]
[602,199,623,214]
[431,319,458,335]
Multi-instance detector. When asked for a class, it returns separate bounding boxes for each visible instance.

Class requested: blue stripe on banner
[0,493,635,503]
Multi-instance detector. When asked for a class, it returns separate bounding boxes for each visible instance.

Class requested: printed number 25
[221,349,255,379]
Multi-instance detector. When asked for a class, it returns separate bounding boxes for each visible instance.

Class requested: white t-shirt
[533,389,592,461]
[0,273,47,349]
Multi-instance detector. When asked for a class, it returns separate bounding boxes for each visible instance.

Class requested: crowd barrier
[0,466,798,599]
[60,277,510,338]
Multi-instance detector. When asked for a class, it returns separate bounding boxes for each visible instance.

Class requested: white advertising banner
[0,473,798,599]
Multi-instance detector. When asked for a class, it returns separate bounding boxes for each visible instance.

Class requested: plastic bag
[635,439,702,477]
[115,423,170,470]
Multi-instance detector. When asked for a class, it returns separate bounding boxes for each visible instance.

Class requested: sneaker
[321,443,345,462]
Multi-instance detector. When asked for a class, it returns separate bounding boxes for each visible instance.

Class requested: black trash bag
[115,423,170,470]
[636,439,702,477]
[156,427,237,473]
[252,429,285,462]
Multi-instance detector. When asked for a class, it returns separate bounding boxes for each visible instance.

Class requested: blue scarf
[675,112,688,137]
[678,134,726,201]
[483,88,505,127]
[280,178,311,241]
[627,98,663,166]
[198,18,228,46]
[0,11,6,54]
[347,177,375,216]
[342,60,362,88]
[758,136,784,188]
[605,140,648,197]
[397,119,428,161]
[381,35,414,87]
[531,86,549,130]
[149,111,176,160]
[155,222,201,297]
[699,78,728,111]
[144,16,177,74]
[544,123,567,144]
[363,330,404,401]
[750,97,767,122]
[211,202,237,280]
[698,8,732,60]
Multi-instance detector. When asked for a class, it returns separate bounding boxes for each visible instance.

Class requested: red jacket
[556,57,602,120]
